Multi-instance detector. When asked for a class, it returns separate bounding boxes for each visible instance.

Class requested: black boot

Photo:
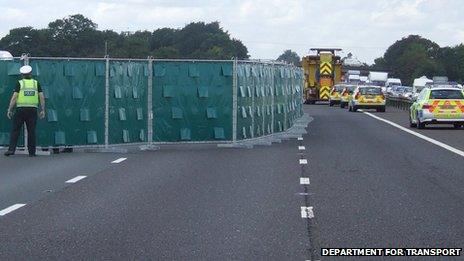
[4,151,14,156]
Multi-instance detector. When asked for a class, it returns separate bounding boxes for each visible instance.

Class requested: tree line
[0,14,249,60]
[372,35,464,85]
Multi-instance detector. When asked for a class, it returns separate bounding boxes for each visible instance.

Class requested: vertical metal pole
[284,66,288,130]
[232,58,238,142]
[271,62,275,134]
[261,65,265,135]
[23,55,30,151]
[147,57,153,144]
[104,56,110,148]
[251,64,255,138]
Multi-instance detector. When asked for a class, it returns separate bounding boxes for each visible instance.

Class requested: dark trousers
[8,107,38,155]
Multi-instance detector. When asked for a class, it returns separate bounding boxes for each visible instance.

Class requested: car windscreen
[334,85,344,92]
[359,87,381,95]
[345,86,356,93]
[430,90,464,99]
[403,87,412,92]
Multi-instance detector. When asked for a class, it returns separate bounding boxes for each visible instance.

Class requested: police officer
[4,65,45,157]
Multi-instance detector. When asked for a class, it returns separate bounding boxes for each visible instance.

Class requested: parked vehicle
[329,84,345,106]
[340,84,357,108]
[349,86,386,112]
[368,72,388,92]
[409,87,464,129]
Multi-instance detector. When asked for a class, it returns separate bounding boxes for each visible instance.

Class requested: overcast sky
[1,0,463,64]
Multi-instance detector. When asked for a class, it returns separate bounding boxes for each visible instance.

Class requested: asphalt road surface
[1,104,463,260]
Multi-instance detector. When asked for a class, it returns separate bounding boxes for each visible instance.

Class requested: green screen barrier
[0,59,23,146]
[153,61,233,142]
[30,59,106,147]
[0,58,302,147]
[109,61,148,144]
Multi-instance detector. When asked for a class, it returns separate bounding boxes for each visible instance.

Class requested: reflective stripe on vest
[17,79,39,108]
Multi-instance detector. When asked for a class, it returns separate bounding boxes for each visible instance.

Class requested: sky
[0,0,463,64]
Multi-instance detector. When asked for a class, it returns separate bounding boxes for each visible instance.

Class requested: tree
[372,35,447,85]
[277,50,300,66]
[0,15,249,59]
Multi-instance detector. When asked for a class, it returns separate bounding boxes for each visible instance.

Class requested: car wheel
[329,101,333,107]
[409,111,417,128]
[453,123,462,129]
[417,113,425,129]
[352,106,358,112]
[379,106,385,112]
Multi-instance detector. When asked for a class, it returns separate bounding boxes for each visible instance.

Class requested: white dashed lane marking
[301,206,314,218]
[298,137,304,141]
[300,177,310,185]
[65,176,87,183]
[299,159,308,165]
[111,157,127,164]
[0,204,26,216]
[298,146,306,151]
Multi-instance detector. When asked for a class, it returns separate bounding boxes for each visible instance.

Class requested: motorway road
[1,104,463,260]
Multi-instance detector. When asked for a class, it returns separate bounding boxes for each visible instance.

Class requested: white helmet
[20,65,32,74]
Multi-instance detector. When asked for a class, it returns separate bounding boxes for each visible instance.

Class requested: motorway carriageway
[0,105,463,260]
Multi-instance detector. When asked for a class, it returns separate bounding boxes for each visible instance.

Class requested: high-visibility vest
[17,79,39,108]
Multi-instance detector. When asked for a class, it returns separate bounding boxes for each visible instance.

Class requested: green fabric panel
[221,64,233,76]
[136,108,143,120]
[122,130,130,143]
[64,63,76,76]
[154,64,166,77]
[109,61,147,144]
[163,85,175,98]
[180,128,191,140]
[139,129,146,141]
[7,61,21,76]
[0,60,23,145]
[188,64,199,77]
[119,108,127,121]
[214,127,225,140]
[80,109,90,122]
[198,85,209,98]
[73,87,83,99]
[172,107,183,119]
[29,59,105,146]
[206,107,217,119]
[0,132,10,145]
[54,131,66,145]
[95,63,105,76]
[87,131,98,144]
[153,61,233,142]
[236,63,303,139]
[236,64,254,139]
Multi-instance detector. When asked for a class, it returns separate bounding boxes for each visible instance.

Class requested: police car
[409,86,464,129]
[348,86,386,112]
[340,84,357,109]
[329,84,345,107]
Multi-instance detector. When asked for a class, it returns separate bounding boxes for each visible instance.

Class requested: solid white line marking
[65,176,87,183]
[298,146,306,151]
[298,137,303,141]
[301,206,314,218]
[300,177,310,185]
[363,111,464,158]
[299,159,308,165]
[0,204,26,216]
[111,157,127,164]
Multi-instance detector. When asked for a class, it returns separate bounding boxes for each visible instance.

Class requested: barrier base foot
[140,144,161,151]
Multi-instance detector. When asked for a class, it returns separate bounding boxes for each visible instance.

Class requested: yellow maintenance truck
[301,48,342,104]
